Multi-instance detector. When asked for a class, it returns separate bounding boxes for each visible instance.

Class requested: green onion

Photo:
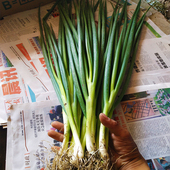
[39,0,149,168]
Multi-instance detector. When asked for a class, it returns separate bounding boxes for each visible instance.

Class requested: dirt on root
[45,150,116,170]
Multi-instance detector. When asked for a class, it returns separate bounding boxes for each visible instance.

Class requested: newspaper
[127,35,170,94]
[0,2,60,44]
[6,87,170,170]
[0,2,64,125]
[0,1,166,43]
[100,2,166,40]
[0,51,31,124]
[113,88,170,170]
[1,41,54,93]
[0,48,57,125]
[6,100,63,170]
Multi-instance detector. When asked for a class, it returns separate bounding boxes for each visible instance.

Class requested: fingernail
[111,133,115,139]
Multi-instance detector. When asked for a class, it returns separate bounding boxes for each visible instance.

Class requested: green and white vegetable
[39,0,149,168]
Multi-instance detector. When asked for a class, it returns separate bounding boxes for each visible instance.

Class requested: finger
[51,121,64,133]
[48,130,64,142]
[51,146,61,151]
[99,113,125,136]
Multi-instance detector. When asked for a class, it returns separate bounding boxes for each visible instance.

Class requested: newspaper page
[0,49,58,124]
[0,0,166,44]
[0,41,53,94]
[20,33,55,92]
[132,35,170,76]
[126,35,170,94]
[0,2,61,44]
[7,88,170,170]
[113,87,170,170]
[106,2,166,39]
[6,99,63,170]
[0,51,32,124]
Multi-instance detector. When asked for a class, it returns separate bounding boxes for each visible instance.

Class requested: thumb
[99,113,124,136]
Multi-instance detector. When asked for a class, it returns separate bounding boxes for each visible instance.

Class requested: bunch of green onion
[39,0,149,168]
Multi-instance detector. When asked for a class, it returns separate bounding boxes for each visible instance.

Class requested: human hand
[48,121,64,148]
[99,113,149,170]
[48,114,150,170]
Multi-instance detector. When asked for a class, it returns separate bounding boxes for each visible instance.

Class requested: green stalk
[40,8,84,160]
[97,0,102,53]
[59,9,87,117]
[114,0,141,96]
[38,7,65,113]
[103,9,119,105]
[99,0,142,159]
[85,90,97,153]
[100,0,107,68]
[75,2,88,99]
[120,0,141,63]
[83,10,93,81]
[110,19,127,92]
[58,3,78,42]
[107,0,119,42]
[110,7,150,115]
[86,3,93,52]
[85,1,99,154]
[90,6,99,85]
[80,116,87,152]
[43,1,59,21]
[59,111,70,155]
